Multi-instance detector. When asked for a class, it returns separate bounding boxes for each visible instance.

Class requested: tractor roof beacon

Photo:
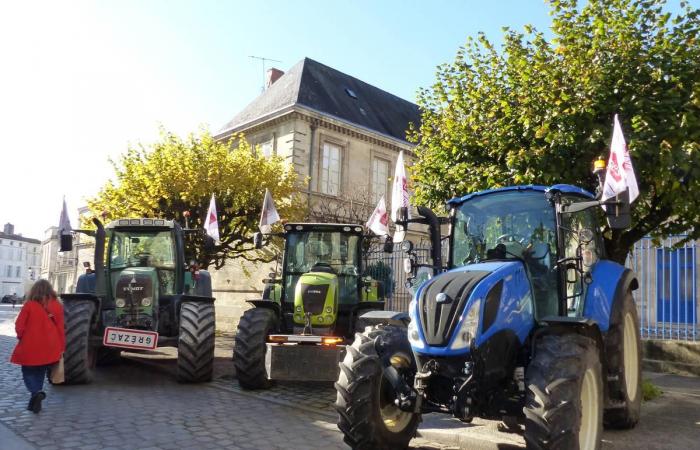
[233,223,390,389]
[335,180,641,450]
[59,218,216,384]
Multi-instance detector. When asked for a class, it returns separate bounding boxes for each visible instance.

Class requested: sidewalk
[0,421,35,450]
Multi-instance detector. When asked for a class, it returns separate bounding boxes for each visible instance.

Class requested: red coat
[10,298,65,366]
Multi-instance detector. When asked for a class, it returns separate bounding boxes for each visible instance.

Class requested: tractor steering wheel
[496,233,528,244]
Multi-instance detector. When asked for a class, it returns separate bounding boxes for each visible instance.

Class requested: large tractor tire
[335,325,420,450]
[233,307,277,390]
[63,300,96,384]
[524,334,603,450]
[96,348,122,366]
[177,301,215,382]
[604,291,642,429]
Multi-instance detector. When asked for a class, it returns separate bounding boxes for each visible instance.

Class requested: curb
[0,421,36,450]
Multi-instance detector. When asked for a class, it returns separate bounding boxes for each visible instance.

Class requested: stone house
[212,57,422,329]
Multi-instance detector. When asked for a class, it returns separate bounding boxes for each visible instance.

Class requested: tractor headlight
[141,297,152,307]
[296,306,302,312]
[115,298,126,308]
[407,301,424,349]
[325,306,332,313]
[450,299,481,351]
[318,316,324,323]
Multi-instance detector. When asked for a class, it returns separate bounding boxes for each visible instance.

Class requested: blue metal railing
[627,236,698,341]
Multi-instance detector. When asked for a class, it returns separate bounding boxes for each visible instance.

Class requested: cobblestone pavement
[0,306,451,450]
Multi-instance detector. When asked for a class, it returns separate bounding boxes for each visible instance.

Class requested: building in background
[39,207,95,294]
[213,57,422,328]
[0,223,41,297]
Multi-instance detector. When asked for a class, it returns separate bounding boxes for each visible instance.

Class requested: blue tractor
[334,183,641,450]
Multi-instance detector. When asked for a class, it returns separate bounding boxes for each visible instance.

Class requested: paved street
[2,304,700,449]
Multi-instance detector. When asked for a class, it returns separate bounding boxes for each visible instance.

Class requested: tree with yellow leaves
[87,129,304,269]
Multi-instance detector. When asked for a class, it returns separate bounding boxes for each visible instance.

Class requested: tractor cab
[281,223,365,334]
[105,219,184,331]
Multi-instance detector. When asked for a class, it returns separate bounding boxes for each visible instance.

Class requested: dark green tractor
[233,223,387,389]
[60,218,216,384]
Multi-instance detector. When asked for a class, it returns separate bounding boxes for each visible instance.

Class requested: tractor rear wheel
[233,307,277,389]
[177,301,215,382]
[604,291,642,429]
[524,334,603,450]
[63,300,96,384]
[335,325,420,450]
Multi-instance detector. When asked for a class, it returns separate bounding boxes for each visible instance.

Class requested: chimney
[266,68,284,89]
[3,223,14,235]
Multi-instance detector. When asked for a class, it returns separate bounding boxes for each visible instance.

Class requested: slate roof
[217,58,421,143]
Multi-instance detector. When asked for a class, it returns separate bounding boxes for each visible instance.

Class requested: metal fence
[627,236,698,341]
[364,244,432,312]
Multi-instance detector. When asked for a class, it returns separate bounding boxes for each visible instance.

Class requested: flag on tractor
[203,194,219,242]
[602,114,639,203]
[259,188,280,234]
[58,197,72,237]
[390,150,411,222]
[366,196,389,236]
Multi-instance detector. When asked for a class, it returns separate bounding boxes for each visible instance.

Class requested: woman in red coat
[10,279,65,413]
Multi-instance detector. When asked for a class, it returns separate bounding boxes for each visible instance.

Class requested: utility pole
[249,55,282,92]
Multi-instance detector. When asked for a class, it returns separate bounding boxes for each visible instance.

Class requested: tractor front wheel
[524,334,603,450]
[233,307,277,390]
[604,291,642,429]
[177,301,215,382]
[63,300,96,384]
[335,325,420,450]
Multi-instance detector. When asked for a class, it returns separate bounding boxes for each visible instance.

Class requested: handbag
[42,301,65,384]
[50,355,65,384]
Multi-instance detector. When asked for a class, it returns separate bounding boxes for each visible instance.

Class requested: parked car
[1,294,21,304]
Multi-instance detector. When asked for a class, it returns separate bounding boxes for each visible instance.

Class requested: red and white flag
[203,194,219,242]
[602,114,639,203]
[259,188,280,234]
[366,196,389,236]
[390,150,411,222]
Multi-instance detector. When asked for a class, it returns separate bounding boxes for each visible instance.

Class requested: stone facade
[0,223,41,297]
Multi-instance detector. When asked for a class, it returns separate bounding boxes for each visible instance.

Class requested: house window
[656,247,696,324]
[260,139,274,158]
[320,143,341,195]
[372,158,390,203]
[5,266,10,277]
[15,266,20,278]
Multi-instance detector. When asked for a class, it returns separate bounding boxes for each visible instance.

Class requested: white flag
[58,197,72,236]
[203,194,220,242]
[366,196,389,236]
[259,189,280,234]
[602,114,639,203]
[390,150,411,222]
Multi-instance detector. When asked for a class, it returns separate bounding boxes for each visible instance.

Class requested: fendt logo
[308,289,322,295]
[123,286,144,292]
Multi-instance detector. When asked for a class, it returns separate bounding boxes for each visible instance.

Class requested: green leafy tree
[410,0,700,263]
[87,129,305,269]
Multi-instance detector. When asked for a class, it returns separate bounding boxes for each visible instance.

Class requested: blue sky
[0,0,695,240]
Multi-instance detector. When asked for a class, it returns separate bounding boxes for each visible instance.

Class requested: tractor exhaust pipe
[416,206,442,274]
[92,218,106,299]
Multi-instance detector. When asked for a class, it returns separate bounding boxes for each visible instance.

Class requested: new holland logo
[435,293,451,304]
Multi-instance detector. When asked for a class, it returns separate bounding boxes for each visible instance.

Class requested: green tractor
[233,223,388,388]
[60,218,216,384]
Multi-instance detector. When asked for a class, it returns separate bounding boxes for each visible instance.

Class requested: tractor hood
[293,271,339,328]
[410,261,534,355]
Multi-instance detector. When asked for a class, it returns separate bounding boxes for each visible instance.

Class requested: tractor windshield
[284,231,361,304]
[109,229,177,294]
[452,190,559,317]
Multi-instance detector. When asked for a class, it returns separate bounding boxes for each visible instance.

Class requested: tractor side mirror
[396,207,409,224]
[604,189,631,230]
[403,256,416,276]
[204,235,216,252]
[253,232,263,249]
[382,235,393,253]
[59,233,73,252]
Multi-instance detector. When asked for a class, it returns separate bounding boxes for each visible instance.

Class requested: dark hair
[27,279,58,306]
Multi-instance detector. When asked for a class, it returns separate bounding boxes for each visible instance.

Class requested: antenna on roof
[249,55,282,92]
